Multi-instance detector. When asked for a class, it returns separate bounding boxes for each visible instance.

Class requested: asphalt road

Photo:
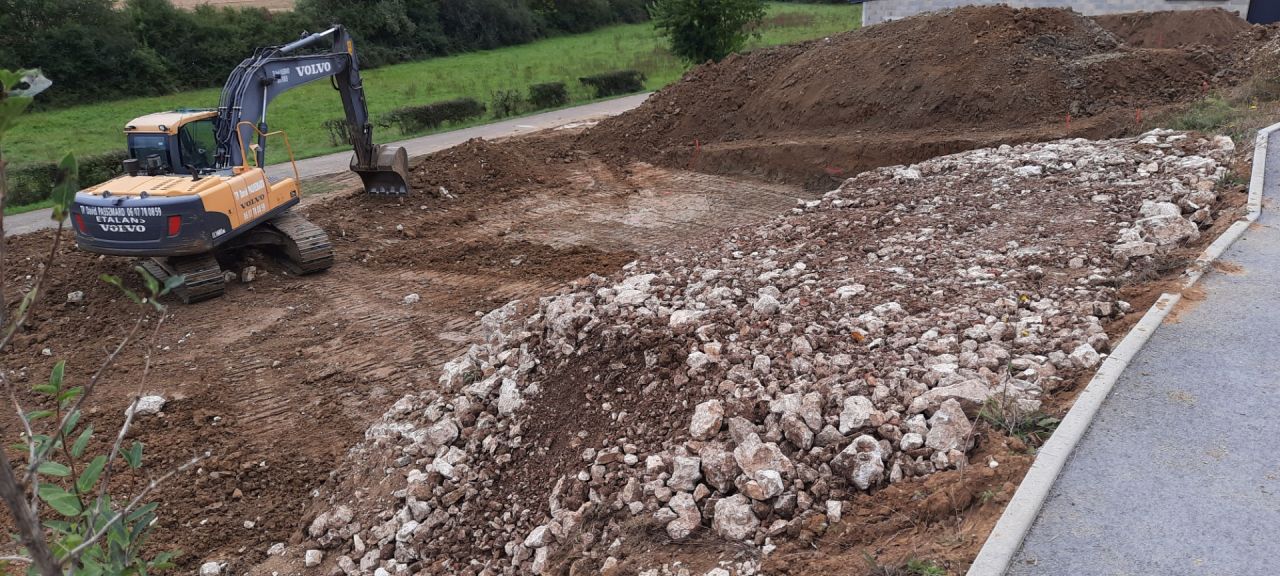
[5,93,651,237]
[1008,130,1280,574]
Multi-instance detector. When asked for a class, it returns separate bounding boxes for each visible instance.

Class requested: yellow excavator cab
[124,110,218,136]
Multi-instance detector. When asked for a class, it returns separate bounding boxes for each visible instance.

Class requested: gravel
[301,131,1233,575]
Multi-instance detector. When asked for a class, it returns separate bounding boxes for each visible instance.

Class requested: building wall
[861,0,1252,26]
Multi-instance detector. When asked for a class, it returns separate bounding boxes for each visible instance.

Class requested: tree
[0,0,172,107]
[535,0,614,34]
[649,0,766,64]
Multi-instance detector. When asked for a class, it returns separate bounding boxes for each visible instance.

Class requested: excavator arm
[213,25,411,195]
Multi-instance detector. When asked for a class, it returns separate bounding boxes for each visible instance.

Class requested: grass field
[4,3,859,173]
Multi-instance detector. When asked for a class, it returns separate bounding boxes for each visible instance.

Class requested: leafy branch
[0,67,191,576]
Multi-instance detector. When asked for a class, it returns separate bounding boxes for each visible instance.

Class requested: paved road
[1008,131,1280,574]
[5,93,651,237]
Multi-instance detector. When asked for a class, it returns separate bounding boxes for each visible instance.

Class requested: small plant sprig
[977,376,1060,449]
[6,267,190,576]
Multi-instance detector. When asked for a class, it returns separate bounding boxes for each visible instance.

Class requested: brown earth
[0,5,1273,575]
[583,5,1248,189]
[0,134,815,570]
[1094,8,1253,48]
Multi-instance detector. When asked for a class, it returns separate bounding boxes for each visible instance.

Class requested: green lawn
[4,3,859,171]
[4,198,53,216]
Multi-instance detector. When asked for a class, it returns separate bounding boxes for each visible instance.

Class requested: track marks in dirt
[0,154,810,569]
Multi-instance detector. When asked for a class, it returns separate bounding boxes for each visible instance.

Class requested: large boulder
[665,492,701,540]
[733,434,793,478]
[667,456,702,491]
[781,413,814,450]
[700,444,740,492]
[712,494,759,540]
[689,399,724,440]
[1069,343,1101,369]
[908,379,993,417]
[831,434,885,490]
[925,399,973,453]
[839,395,878,434]
[1138,215,1199,246]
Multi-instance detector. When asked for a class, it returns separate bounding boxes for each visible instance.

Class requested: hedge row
[580,70,647,98]
[0,0,652,110]
[529,82,571,110]
[376,99,488,133]
[368,72,645,138]
[7,150,128,207]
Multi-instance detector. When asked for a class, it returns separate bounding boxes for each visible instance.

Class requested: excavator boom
[214,25,411,195]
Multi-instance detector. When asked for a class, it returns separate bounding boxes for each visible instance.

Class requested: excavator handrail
[235,120,300,184]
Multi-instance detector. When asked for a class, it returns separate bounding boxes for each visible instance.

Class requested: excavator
[70,25,412,303]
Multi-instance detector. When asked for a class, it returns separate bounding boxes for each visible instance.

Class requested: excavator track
[140,253,225,304]
[268,212,334,275]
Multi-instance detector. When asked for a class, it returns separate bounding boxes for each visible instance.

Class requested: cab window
[127,134,170,171]
[178,118,217,171]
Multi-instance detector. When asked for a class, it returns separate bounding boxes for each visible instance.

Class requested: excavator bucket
[353,145,412,196]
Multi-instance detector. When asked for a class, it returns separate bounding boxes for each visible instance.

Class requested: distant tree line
[0,0,650,109]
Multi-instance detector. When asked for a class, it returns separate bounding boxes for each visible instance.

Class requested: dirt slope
[585,6,1246,188]
[1094,8,1252,48]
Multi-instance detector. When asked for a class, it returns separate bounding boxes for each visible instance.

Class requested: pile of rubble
[304,130,1234,575]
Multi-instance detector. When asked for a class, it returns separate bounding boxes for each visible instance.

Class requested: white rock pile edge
[965,123,1276,576]
[294,130,1240,576]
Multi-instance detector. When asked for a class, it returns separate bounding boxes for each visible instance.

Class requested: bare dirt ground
[1,137,814,570]
[1,6,1277,576]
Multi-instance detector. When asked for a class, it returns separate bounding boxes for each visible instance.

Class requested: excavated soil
[0,139,814,570]
[0,5,1272,575]
[1094,8,1252,48]
[584,6,1248,188]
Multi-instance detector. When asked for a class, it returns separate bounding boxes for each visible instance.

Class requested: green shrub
[322,118,355,147]
[528,82,569,110]
[1238,75,1280,104]
[541,0,614,34]
[608,0,651,23]
[579,70,646,98]
[490,90,525,119]
[437,0,541,51]
[377,98,487,133]
[7,150,128,207]
[905,558,947,576]
[1166,97,1239,132]
[649,0,767,63]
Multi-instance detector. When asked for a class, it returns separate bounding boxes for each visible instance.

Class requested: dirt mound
[1094,9,1252,49]
[295,132,1244,575]
[406,135,578,198]
[584,5,1233,181]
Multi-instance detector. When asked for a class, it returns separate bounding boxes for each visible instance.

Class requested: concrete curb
[966,123,1280,576]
